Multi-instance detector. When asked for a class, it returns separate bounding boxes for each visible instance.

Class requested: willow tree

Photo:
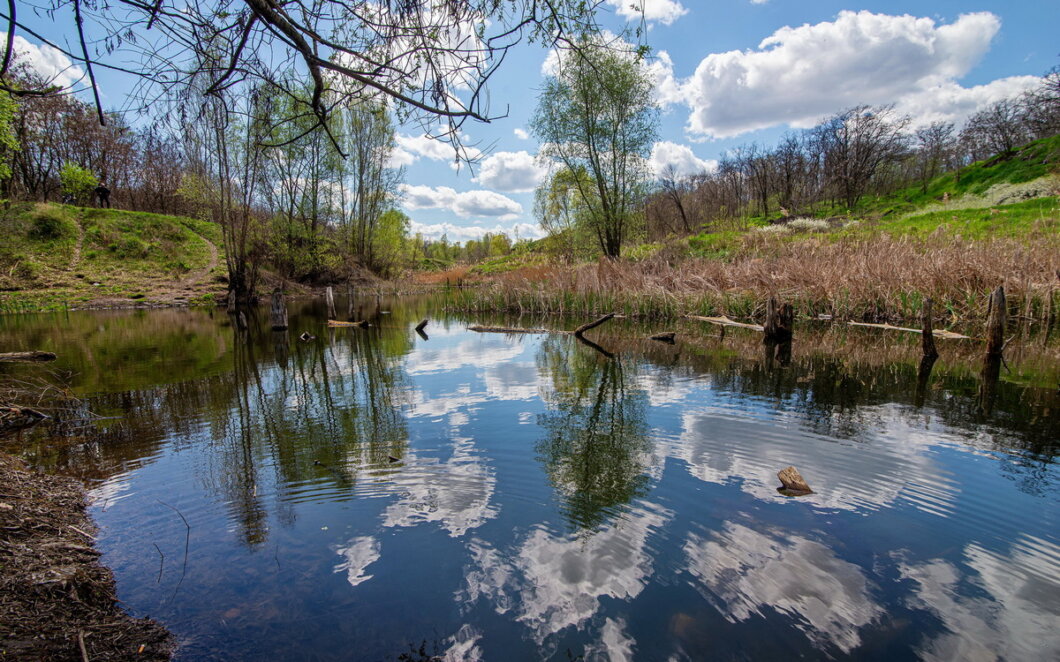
[532,39,658,258]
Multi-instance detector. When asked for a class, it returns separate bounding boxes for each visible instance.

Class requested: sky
[9,0,1059,242]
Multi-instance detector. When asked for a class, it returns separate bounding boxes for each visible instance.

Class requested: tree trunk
[325,286,337,319]
[270,289,288,330]
[984,286,1006,358]
[921,298,938,359]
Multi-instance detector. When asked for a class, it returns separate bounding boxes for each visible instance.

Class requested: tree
[960,99,1029,160]
[914,122,956,192]
[812,106,909,209]
[58,162,97,205]
[9,1,605,154]
[533,39,658,258]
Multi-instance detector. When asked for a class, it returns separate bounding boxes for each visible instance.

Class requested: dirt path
[177,226,220,291]
[68,213,85,270]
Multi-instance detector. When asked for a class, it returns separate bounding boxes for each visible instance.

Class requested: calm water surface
[2,299,1058,660]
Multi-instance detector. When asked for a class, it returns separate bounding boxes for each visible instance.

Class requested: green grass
[0,203,226,312]
[854,134,1060,218]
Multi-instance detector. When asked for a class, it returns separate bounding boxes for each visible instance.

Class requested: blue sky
[10,0,1058,241]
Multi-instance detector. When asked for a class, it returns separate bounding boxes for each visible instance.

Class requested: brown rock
[777,466,813,496]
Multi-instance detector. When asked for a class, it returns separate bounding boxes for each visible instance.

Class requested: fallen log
[686,315,764,332]
[573,313,615,338]
[468,325,551,334]
[0,351,57,362]
[328,319,369,328]
[650,332,676,343]
[847,321,970,340]
[415,319,429,332]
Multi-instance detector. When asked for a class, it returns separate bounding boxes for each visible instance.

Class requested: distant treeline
[644,67,1060,239]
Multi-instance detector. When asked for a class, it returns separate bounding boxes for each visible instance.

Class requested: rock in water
[777,466,813,496]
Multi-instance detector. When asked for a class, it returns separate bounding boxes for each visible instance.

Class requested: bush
[59,163,98,205]
[28,212,67,240]
[111,237,151,258]
[16,258,41,280]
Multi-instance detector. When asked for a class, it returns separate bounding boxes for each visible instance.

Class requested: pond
[2,298,1058,660]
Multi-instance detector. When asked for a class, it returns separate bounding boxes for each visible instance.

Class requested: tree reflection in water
[535,336,653,532]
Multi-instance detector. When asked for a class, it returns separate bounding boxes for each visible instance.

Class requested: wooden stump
[777,466,813,496]
[270,289,288,330]
[325,286,337,319]
[921,298,938,360]
[984,285,1006,358]
[763,298,793,343]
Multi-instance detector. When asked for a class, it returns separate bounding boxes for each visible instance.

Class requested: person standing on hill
[95,183,111,208]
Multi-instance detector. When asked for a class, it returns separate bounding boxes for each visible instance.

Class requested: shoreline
[0,452,173,660]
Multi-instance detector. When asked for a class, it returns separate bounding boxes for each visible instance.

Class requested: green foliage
[533,38,658,258]
[59,162,98,205]
[0,93,18,181]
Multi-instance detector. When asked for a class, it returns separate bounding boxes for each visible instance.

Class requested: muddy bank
[0,452,172,660]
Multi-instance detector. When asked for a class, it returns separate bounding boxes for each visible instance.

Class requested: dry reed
[450,234,1060,323]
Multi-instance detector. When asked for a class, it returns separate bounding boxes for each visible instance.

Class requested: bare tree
[813,106,909,209]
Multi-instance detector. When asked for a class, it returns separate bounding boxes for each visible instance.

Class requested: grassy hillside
[453,136,1060,322]
[0,203,226,311]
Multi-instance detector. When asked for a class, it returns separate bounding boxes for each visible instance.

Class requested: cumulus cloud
[393,133,483,168]
[605,0,688,26]
[514,128,530,140]
[677,11,1021,138]
[472,151,548,193]
[408,220,545,242]
[650,141,717,178]
[400,184,522,220]
[1,33,84,89]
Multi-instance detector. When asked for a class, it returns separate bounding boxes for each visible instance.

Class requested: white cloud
[400,184,522,219]
[386,147,417,168]
[333,536,381,587]
[514,128,530,140]
[408,220,545,242]
[650,141,718,178]
[606,0,688,26]
[394,133,483,167]
[472,151,548,193]
[1,33,84,89]
[677,11,1014,138]
[895,76,1042,129]
[685,523,882,653]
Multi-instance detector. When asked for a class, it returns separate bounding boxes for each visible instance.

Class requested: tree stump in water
[921,298,938,360]
[777,466,813,496]
[270,289,288,330]
[984,285,1006,358]
[763,298,793,343]
[325,286,337,319]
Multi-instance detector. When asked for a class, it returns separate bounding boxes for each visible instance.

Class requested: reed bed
[447,234,1060,323]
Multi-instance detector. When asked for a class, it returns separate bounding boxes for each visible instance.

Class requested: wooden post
[984,285,1006,358]
[921,298,938,360]
[763,297,793,343]
[325,286,337,319]
[270,288,288,330]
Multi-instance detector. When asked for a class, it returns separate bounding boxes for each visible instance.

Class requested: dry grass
[449,233,1060,323]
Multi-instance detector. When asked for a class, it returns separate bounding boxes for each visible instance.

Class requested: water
[2,299,1058,660]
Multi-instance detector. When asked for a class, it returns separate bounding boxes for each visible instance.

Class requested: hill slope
[0,203,226,311]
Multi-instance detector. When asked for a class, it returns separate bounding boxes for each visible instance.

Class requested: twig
[153,542,164,584]
[78,630,89,662]
[69,525,96,541]
[157,499,190,594]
